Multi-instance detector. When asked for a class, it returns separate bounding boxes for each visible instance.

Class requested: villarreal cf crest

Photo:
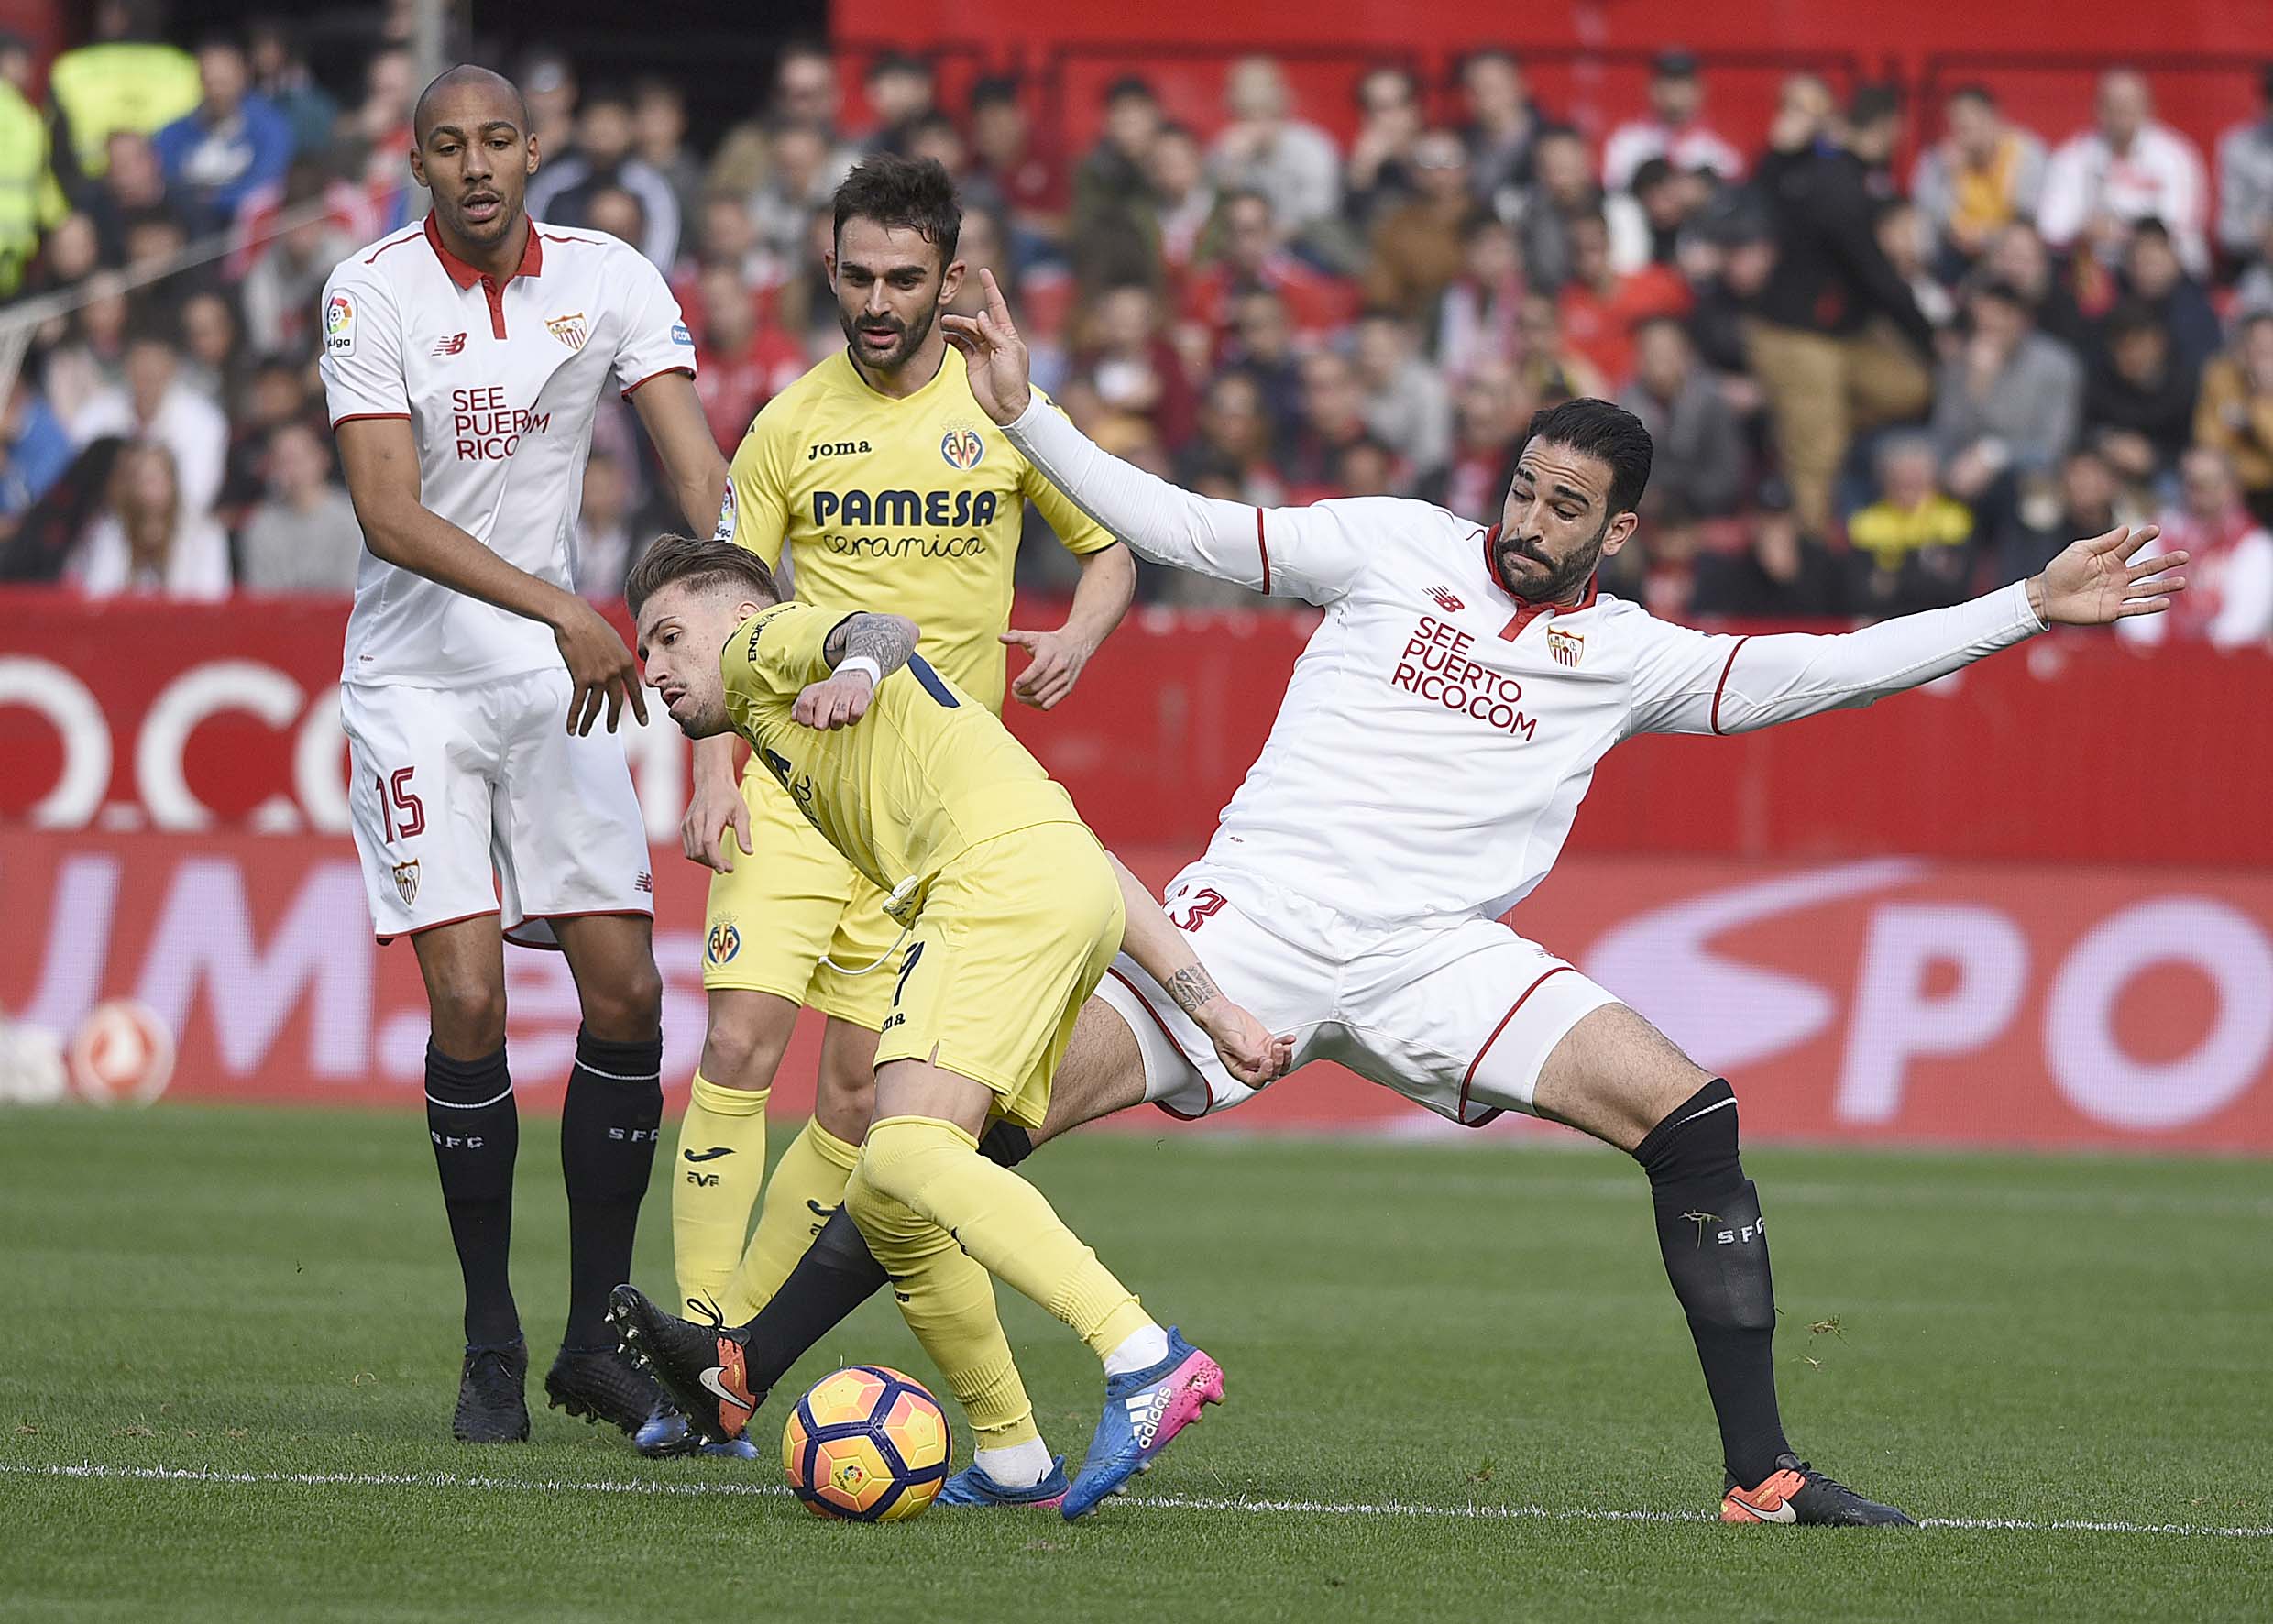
[939,424,985,470]
[707,921,741,965]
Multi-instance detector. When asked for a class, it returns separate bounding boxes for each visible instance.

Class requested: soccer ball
[781,1365,950,1521]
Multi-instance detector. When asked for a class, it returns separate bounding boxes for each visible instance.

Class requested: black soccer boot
[1721,1454,1916,1526]
[544,1341,700,1458]
[453,1339,531,1443]
[607,1284,764,1446]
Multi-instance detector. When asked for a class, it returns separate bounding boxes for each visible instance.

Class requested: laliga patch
[712,481,738,542]
[324,292,356,357]
[1546,626,1585,667]
[939,423,984,470]
[672,322,694,346]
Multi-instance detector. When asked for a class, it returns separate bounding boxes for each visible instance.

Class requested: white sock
[1102,1322,1170,1378]
[973,1435,1052,1489]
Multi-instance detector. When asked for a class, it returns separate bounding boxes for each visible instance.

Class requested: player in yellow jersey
[670,156,1136,1345]
[620,534,1288,1518]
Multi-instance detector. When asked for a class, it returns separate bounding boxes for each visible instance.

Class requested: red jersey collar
[423,211,544,290]
[1480,523,1598,640]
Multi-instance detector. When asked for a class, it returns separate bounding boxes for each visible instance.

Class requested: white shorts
[341,670,653,949]
[1093,864,1620,1127]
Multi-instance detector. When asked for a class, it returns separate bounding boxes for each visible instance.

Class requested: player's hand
[2027,525,2188,627]
[793,671,875,730]
[551,596,649,735]
[681,774,753,872]
[1200,1001,1296,1090]
[1002,625,1093,710]
[939,268,1032,425]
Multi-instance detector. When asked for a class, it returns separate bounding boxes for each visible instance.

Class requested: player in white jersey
[320,66,733,1454]
[613,268,2188,1523]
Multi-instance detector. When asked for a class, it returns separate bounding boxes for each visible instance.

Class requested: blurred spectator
[39,274,132,428]
[67,439,230,600]
[1515,292,1604,403]
[2119,446,2273,648]
[2216,66,2273,264]
[1173,369,1286,507]
[1681,189,1775,384]
[48,0,201,182]
[1433,213,1525,383]
[1609,157,1699,274]
[177,289,247,409]
[1515,126,1598,294]
[1071,76,1163,290]
[1146,124,1216,286]
[1221,288,1306,433]
[1458,49,1540,216]
[86,130,172,265]
[345,47,416,237]
[1363,130,1472,322]
[1981,220,2092,352]
[705,40,851,202]
[633,78,703,238]
[860,52,937,155]
[0,32,66,300]
[1073,283,1195,448]
[240,168,353,360]
[520,49,577,157]
[121,206,190,278]
[1557,211,1690,388]
[1345,65,1425,228]
[1910,84,2046,269]
[691,263,806,450]
[775,41,847,142]
[1209,56,1342,242]
[1746,77,1935,539]
[217,357,313,514]
[1185,191,1356,344]
[970,76,1067,245]
[2120,219,2220,373]
[2082,300,2198,488]
[24,210,100,300]
[1,377,74,527]
[584,187,650,260]
[573,448,638,599]
[236,419,360,594]
[2004,444,2136,583]
[1877,198,1957,330]
[2193,312,2273,521]
[244,19,337,159]
[906,113,985,205]
[1618,317,1743,518]
[1848,433,1978,616]
[150,33,295,236]
[1283,349,1373,496]
[2039,69,2208,275]
[528,85,681,268]
[71,322,227,524]
[1696,477,1844,617]
[1417,357,1523,522]
[1931,280,2082,522]
[1336,434,1399,497]
[748,120,853,270]
[1603,49,1743,192]
[1353,309,1451,477]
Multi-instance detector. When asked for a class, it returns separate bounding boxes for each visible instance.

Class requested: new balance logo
[1427,585,1465,613]
[683,1147,735,1162]
[432,332,467,357]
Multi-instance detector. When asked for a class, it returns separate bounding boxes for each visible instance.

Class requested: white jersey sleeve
[607,246,697,399]
[316,263,410,424]
[1625,579,2047,738]
[1003,393,1368,604]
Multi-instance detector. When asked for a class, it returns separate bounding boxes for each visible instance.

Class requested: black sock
[559,1026,663,1350]
[425,1041,520,1348]
[1632,1078,1790,1487]
[731,1119,1038,1393]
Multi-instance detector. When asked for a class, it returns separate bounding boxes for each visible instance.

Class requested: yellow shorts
[701,765,905,1030]
[874,822,1125,1130]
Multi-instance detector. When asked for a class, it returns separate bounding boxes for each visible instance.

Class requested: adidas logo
[1125,1388,1174,1450]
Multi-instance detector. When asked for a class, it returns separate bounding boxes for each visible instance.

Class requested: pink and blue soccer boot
[1061,1329,1223,1520]
[935,1454,1071,1509]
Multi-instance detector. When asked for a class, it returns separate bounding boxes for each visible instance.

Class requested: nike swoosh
[1728,1491,1798,1524]
[682,1147,735,1162]
[697,1366,745,1408]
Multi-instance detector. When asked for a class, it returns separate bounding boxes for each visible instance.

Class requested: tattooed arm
[795,612,922,730]
[1108,855,1293,1089]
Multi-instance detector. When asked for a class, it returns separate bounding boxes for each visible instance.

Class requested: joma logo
[807,439,873,460]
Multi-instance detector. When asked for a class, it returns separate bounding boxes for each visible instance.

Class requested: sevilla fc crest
[1546,626,1585,667]
[391,859,421,905]
[547,312,588,350]
[939,427,985,470]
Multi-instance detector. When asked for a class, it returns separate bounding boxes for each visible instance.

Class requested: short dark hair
[625,534,780,622]
[1104,75,1157,106]
[1518,398,1655,517]
[970,73,1022,111]
[832,153,961,263]
[2104,298,2163,341]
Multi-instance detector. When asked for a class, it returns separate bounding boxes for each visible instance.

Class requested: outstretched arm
[1631,526,2188,737]
[793,612,921,730]
[1109,855,1293,1089]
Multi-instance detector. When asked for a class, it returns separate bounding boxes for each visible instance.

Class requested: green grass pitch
[3,1103,2268,1621]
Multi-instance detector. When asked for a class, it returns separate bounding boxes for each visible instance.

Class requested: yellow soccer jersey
[720,600,1082,901]
[723,351,1117,713]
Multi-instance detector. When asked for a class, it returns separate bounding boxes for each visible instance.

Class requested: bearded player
[614,269,2188,1524]
[665,155,1134,1413]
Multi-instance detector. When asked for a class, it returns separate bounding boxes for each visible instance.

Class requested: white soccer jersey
[319,214,697,686]
[1005,399,2048,930]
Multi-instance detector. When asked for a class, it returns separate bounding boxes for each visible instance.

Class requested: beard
[839,302,937,373]
[1495,512,1610,605]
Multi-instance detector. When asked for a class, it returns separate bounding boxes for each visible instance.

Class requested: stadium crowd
[3,6,2270,644]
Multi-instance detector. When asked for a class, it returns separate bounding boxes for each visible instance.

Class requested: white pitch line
[4,1463,2268,1540]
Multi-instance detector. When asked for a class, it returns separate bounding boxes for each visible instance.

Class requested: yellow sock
[845,1203,1039,1448]
[670,1074,769,1320]
[719,1117,862,1321]
[845,1116,1155,1363]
